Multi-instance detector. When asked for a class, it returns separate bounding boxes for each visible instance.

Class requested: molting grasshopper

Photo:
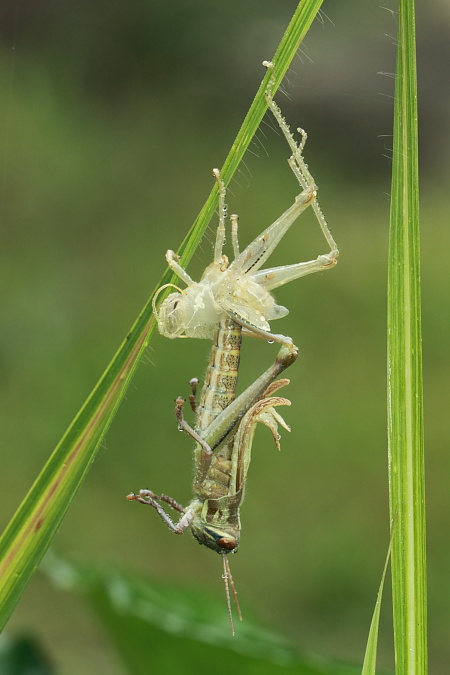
[128,62,339,632]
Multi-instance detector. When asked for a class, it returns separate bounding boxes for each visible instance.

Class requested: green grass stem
[387,0,427,671]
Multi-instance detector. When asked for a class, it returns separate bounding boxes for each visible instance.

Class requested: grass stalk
[387,0,427,671]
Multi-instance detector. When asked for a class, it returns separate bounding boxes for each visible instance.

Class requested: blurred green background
[1,1,449,672]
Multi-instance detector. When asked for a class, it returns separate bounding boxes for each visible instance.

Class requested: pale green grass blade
[387,0,427,671]
[0,0,325,630]
[361,528,395,675]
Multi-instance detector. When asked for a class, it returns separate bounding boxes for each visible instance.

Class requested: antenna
[222,552,243,636]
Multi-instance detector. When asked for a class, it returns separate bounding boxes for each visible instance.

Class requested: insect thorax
[189,491,243,554]
[157,262,290,340]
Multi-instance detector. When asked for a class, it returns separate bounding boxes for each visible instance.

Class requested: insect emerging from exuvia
[127,61,339,634]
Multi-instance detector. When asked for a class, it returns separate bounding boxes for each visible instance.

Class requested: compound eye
[217,536,237,551]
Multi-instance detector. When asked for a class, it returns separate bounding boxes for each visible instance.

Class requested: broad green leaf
[43,554,362,675]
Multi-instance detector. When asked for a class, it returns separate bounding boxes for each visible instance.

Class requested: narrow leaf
[361,526,395,674]
[387,0,427,671]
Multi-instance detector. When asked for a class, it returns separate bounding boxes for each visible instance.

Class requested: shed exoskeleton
[153,61,338,348]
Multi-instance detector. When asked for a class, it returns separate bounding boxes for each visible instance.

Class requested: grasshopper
[128,62,339,632]
[128,341,297,634]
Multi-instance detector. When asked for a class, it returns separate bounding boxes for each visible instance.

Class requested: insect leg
[227,312,294,347]
[165,250,195,286]
[175,396,213,459]
[230,214,240,258]
[231,381,292,491]
[230,191,316,275]
[287,156,339,262]
[188,377,199,414]
[212,168,227,264]
[158,493,186,513]
[251,254,336,292]
[264,61,339,262]
[201,341,297,452]
[126,490,195,534]
[130,489,185,513]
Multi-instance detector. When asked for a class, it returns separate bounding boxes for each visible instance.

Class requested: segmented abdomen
[196,317,242,432]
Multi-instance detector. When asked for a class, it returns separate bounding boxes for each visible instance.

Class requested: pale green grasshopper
[128,62,339,632]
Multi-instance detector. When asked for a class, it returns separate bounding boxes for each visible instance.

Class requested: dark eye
[217,536,237,551]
